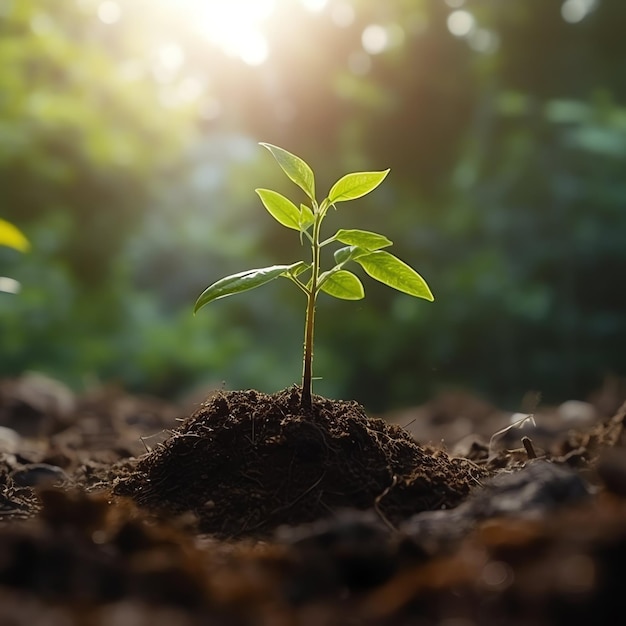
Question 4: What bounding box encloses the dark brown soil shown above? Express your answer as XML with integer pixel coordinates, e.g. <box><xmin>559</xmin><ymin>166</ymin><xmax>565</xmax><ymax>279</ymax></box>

<box><xmin>1</xmin><ymin>374</ymin><xmax>626</xmax><ymax>625</ymax></box>
<box><xmin>114</xmin><ymin>387</ymin><xmax>484</xmax><ymax>537</ymax></box>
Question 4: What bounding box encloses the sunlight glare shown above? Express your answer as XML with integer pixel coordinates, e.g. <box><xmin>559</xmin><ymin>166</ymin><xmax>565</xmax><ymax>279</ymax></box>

<box><xmin>191</xmin><ymin>0</ymin><xmax>275</xmax><ymax>66</ymax></box>
<box><xmin>300</xmin><ymin>0</ymin><xmax>328</xmax><ymax>12</ymax></box>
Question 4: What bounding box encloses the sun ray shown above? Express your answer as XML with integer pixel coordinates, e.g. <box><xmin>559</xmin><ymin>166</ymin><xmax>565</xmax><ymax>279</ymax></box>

<box><xmin>182</xmin><ymin>0</ymin><xmax>276</xmax><ymax>66</ymax></box>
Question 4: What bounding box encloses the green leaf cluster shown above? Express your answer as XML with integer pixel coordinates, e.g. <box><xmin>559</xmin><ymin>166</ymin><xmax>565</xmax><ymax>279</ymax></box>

<box><xmin>194</xmin><ymin>143</ymin><xmax>433</xmax><ymax>406</ymax></box>
<box><xmin>195</xmin><ymin>143</ymin><xmax>433</xmax><ymax>311</ymax></box>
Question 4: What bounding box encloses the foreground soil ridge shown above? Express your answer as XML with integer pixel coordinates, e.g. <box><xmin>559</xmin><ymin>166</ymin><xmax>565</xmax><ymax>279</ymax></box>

<box><xmin>1</xmin><ymin>379</ymin><xmax>626</xmax><ymax>624</ymax></box>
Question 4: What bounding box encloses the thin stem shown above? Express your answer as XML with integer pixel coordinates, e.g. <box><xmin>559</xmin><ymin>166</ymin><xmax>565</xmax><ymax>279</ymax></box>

<box><xmin>301</xmin><ymin>212</ymin><xmax>322</xmax><ymax>410</ymax></box>
<box><xmin>301</xmin><ymin>294</ymin><xmax>315</xmax><ymax>410</ymax></box>
<box><xmin>288</xmin><ymin>275</ymin><xmax>309</xmax><ymax>296</ymax></box>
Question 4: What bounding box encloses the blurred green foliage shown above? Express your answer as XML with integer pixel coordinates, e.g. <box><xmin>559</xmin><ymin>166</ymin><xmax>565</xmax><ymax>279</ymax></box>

<box><xmin>1</xmin><ymin>0</ymin><xmax>625</xmax><ymax>410</ymax></box>
<box><xmin>0</xmin><ymin>217</ymin><xmax>29</xmax><ymax>294</ymax></box>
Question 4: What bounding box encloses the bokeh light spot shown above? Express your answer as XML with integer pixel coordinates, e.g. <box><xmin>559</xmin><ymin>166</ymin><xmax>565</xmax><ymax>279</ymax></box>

<box><xmin>176</xmin><ymin>77</ymin><xmax>204</xmax><ymax>104</ymax></box>
<box><xmin>361</xmin><ymin>24</ymin><xmax>389</xmax><ymax>55</ymax></box>
<box><xmin>561</xmin><ymin>0</ymin><xmax>598</xmax><ymax>23</ymax></box>
<box><xmin>158</xmin><ymin>43</ymin><xmax>185</xmax><ymax>72</ymax></box>
<box><xmin>469</xmin><ymin>28</ymin><xmax>499</xmax><ymax>53</ymax></box>
<box><xmin>348</xmin><ymin>50</ymin><xmax>371</xmax><ymax>75</ymax></box>
<box><xmin>238</xmin><ymin>32</ymin><xmax>269</xmax><ymax>66</ymax></box>
<box><xmin>447</xmin><ymin>10</ymin><xmax>475</xmax><ymax>37</ymax></box>
<box><xmin>481</xmin><ymin>561</ymin><xmax>514</xmax><ymax>590</ymax></box>
<box><xmin>387</xmin><ymin>23</ymin><xmax>406</xmax><ymax>48</ymax></box>
<box><xmin>331</xmin><ymin>2</ymin><xmax>355</xmax><ymax>28</ymax></box>
<box><xmin>97</xmin><ymin>0</ymin><xmax>121</xmax><ymax>24</ymax></box>
<box><xmin>30</xmin><ymin>12</ymin><xmax>54</xmax><ymax>35</ymax></box>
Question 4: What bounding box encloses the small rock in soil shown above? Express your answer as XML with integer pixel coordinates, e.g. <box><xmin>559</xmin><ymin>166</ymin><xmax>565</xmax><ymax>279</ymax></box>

<box><xmin>0</xmin><ymin>372</ymin><xmax>76</xmax><ymax>437</ymax></box>
<box><xmin>0</xmin><ymin>426</ymin><xmax>20</xmax><ymax>455</ymax></box>
<box><xmin>401</xmin><ymin>460</ymin><xmax>591</xmax><ymax>551</ymax></box>
<box><xmin>10</xmin><ymin>464</ymin><xmax>68</xmax><ymax>488</ymax></box>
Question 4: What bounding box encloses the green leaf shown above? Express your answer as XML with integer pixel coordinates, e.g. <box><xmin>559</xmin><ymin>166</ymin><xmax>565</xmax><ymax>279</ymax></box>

<box><xmin>355</xmin><ymin>251</ymin><xmax>434</xmax><ymax>301</ymax></box>
<box><xmin>320</xmin><ymin>270</ymin><xmax>364</xmax><ymax>300</ymax></box>
<box><xmin>0</xmin><ymin>219</ymin><xmax>30</xmax><ymax>252</ymax></box>
<box><xmin>300</xmin><ymin>204</ymin><xmax>315</xmax><ymax>229</ymax></box>
<box><xmin>256</xmin><ymin>189</ymin><xmax>301</xmax><ymax>230</ymax></box>
<box><xmin>335</xmin><ymin>229</ymin><xmax>392</xmax><ymax>251</ymax></box>
<box><xmin>333</xmin><ymin>245</ymin><xmax>370</xmax><ymax>265</ymax></box>
<box><xmin>260</xmin><ymin>143</ymin><xmax>316</xmax><ymax>200</ymax></box>
<box><xmin>289</xmin><ymin>261</ymin><xmax>311</xmax><ymax>278</ymax></box>
<box><xmin>194</xmin><ymin>262</ymin><xmax>305</xmax><ymax>313</ymax></box>
<box><xmin>327</xmin><ymin>169</ymin><xmax>390</xmax><ymax>204</ymax></box>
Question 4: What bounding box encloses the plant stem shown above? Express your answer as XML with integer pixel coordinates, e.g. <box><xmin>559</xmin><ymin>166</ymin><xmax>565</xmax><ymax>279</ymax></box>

<box><xmin>301</xmin><ymin>292</ymin><xmax>315</xmax><ymax>410</ymax></box>
<box><xmin>301</xmin><ymin>212</ymin><xmax>322</xmax><ymax>410</ymax></box>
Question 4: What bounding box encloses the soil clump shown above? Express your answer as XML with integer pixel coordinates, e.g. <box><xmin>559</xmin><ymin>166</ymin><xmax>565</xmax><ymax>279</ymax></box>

<box><xmin>115</xmin><ymin>386</ymin><xmax>484</xmax><ymax>537</ymax></box>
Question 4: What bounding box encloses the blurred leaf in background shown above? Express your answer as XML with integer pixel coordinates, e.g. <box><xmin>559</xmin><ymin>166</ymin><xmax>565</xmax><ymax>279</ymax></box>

<box><xmin>0</xmin><ymin>218</ymin><xmax>30</xmax><ymax>252</ymax></box>
<box><xmin>1</xmin><ymin>0</ymin><xmax>625</xmax><ymax>410</ymax></box>
<box><xmin>0</xmin><ymin>217</ymin><xmax>30</xmax><ymax>293</ymax></box>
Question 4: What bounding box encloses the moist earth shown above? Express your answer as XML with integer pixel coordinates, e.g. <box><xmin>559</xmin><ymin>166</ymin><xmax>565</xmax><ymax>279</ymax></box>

<box><xmin>0</xmin><ymin>373</ymin><xmax>625</xmax><ymax>625</ymax></box>
<box><xmin>113</xmin><ymin>387</ymin><xmax>484</xmax><ymax>537</ymax></box>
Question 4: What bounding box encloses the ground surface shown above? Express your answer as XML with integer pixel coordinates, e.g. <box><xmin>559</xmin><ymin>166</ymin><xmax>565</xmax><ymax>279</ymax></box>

<box><xmin>1</xmin><ymin>372</ymin><xmax>625</xmax><ymax>625</ymax></box>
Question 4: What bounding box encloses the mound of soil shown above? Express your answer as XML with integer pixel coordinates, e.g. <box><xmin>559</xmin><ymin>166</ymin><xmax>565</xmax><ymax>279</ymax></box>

<box><xmin>114</xmin><ymin>387</ymin><xmax>484</xmax><ymax>537</ymax></box>
<box><xmin>2</xmin><ymin>375</ymin><xmax>626</xmax><ymax>625</ymax></box>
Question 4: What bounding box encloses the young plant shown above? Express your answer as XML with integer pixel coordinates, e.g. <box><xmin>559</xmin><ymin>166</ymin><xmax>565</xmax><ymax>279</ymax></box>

<box><xmin>194</xmin><ymin>143</ymin><xmax>434</xmax><ymax>410</ymax></box>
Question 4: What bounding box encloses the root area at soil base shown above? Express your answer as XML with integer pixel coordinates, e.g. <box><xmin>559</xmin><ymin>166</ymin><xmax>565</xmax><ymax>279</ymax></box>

<box><xmin>114</xmin><ymin>387</ymin><xmax>484</xmax><ymax>537</ymax></box>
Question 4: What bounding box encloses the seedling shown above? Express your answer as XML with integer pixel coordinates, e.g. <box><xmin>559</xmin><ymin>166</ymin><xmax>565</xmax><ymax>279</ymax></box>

<box><xmin>194</xmin><ymin>143</ymin><xmax>434</xmax><ymax>410</ymax></box>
